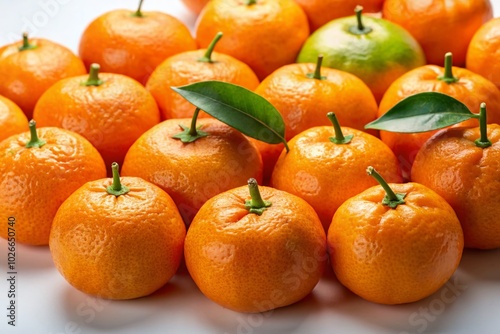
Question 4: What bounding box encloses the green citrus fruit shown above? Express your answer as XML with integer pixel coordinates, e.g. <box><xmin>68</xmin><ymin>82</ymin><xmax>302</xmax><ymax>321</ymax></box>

<box><xmin>297</xmin><ymin>7</ymin><xmax>426</xmax><ymax>102</ymax></box>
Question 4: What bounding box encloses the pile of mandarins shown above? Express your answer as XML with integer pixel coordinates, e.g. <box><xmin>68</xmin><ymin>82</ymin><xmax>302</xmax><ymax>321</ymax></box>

<box><xmin>1</xmin><ymin>0</ymin><xmax>500</xmax><ymax>313</ymax></box>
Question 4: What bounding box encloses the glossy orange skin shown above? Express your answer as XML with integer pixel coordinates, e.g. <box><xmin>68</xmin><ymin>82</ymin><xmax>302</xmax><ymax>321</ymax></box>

<box><xmin>0</xmin><ymin>96</ymin><xmax>28</xmax><ymax>142</ymax></box>
<box><xmin>195</xmin><ymin>0</ymin><xmax>310</xmax><ymax>80</ymax></box>
<box><xmin>0</xmin><ymin>127</ymin><xmax>106</xmax><ymax>245</ymax></box>
<box><xmin>378</xmin><ymin>65</ymin><xmax>500</xmax><ymax>180</ymax></box>
<box><xmin>185</xmin><ymin>185</ymin><xmax>327</xmax><ymax>312</ymax></box>
<box><xmin>328</xmin><ymin>182</ymin><xmax>464</xmax><ymax>304</ymax></box>
<box><xmin>0</xmin><ymin>38</ymin><xmax>86</xmax><ymax>119</ymax></box>
<box><xmin>467</xmin><ymin>17</ymin><xmax>500</xmax><ymax>90</ymax></box>
<box><xmin>146</xmin><ymin>49</ymin><xmax>259</xmax><ymax>120</ymax></box>
<box><xmin>412</xmin><ymin>124</ymin><xmax>500</xmax><ymax>249</ymax></box>
<box><xmin>122</xmin><ymin>118</ymin><xmax>263</xmax><ymax>224</ymax></box>
<box><xmin>254</xmin><ymin>63</ymin><xmax>379</xmax><ymax>183</ymax></box>
<box><xmin>271</xmin><ymin>126</ymin><xmax>402</xmax><ymax>231</ymax></box>
<box><xmin>181</xmin><ymin>0</ymin><xmax>210</xmax><ymax>14</ymax></box>
<box><xmin>294</xmin><ymin>0</ymin><xmax>384</xmax><ymax>32</ymax></box>
<box><xmin>33</xmin><ymin>72</ymin><xmax>160</xmax><ymax>172</ymax></box>
<box><xmin>79</xmin><ymin>9</ymin><xmax>196</xmax><ymax>85</ymax></box>
<box><xmin>256</xmin><ymin>63</ymin><xmax>379</xmax><ymax>141</ymax></box>
<box><xmin>382</xmin><ymin>0</ymin><xmax>493</xmax><ymax>66</ymax></box>
<box><xmin>50</xmin><ymin>176</ymin><xmax>186</xmax><ymax>299</ymax></box>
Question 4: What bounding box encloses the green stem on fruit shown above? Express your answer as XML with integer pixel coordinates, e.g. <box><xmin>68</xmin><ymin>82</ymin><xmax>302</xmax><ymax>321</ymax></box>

<box><xmin>172</xmin><ymin>107</ymin><xmax>208</xmax><ymax>143</ymax></box>
<box><xmin>82</xmin><ymin>63</ymin><xmax>105</xmax><ymax>86</ymax></box>
<box><xmin>367</xmin><ymin>166</ymin><xmax>406</xmax><ymax>209</ymax></box>
<box><xmin>245</xmin><ymin>178</ymin><xmax>272</xmax><ymax>215</ymax></box>
<box><xmin>132</xmin><ymin>0</ymin><xmax>145</xmax><ymax>17</ymax></box>
<box><xmin>18</xmin><ymin>32</ymin><xmax>38</xmax><ymax>51</ymax></box>
<box><xmin>349</xmin><ymin>6</ymin><xmax>372</xmax><ymax>35</ymax></box>
<box><xmin>437</xmin><ymin>52</ymin><xmax>459</xmax><ymax>84</ymax></box>
<box><xmin>306</xmin><ymin>54</ymin><xmax>327</xmax><ymax>80</ymax></box>
<box><xmin>473</xmin><ymin>102</ymin><xmax>492</xmax><ymax>148</ymax></box>
<box><xmin>106</xmin><ymin>163</ymin><xmax>130</xmax><ymax>196</ymax></box>
<box><xmin>327</xmin><ymin>112</ymin><xmax>353</xmax><ymax>144</ymax></box>
<box><xmin>245</xmin><ymin>0</ymin><xmax>257</xmax><ymax>5</ymax></box>
<box><xmin>25</xmin><ymin>120</ymin><xmax>46</xmax><ymax>148</ymax></box>
<box><xmin>189</xmin><ymin>108</ymin><xmax>200</xmax><ymax>136</ymax></box>
<box><xmin>198</xmin><ymin>32</ymin><xmax>223</xmax><ymax>63</ymax></box>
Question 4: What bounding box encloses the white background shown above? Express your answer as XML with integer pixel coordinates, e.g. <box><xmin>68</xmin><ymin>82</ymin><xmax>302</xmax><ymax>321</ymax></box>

<box><xmin>1</xmin><ymin>1</ymin><xmax>500</xmax><ymax>334</ymax></box>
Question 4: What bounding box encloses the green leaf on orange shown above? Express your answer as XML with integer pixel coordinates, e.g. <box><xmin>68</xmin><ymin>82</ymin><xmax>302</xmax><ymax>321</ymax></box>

<box><xmin>365</xmin><ymin>92</ymin><xmax>475</xmax><ymax>133</ymax></box>
<box><xmin>171</xmin><ymin>81</ymin><xmax>289</xmax><ymax>151</ymax></box>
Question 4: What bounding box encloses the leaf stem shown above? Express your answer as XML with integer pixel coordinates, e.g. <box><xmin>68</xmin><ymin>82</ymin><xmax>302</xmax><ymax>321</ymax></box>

<box><xmin>25</xmin><ymin>120</ymin><xmax>46</xmax><ymax>148</ymax></box>
<box><xmin>106</xmin><ymin>163</ymin><xmax>130</xmax><ymax>196</ymax></box>
<box><xmin>245</xmin><ymin>0</ymin><xmax>257</xmax><ymax>5</ymax></box>
<box><xmin>283</xmin><ymin>141</ymin><xmax>290</xmax><ymax>153</ymax></box>
<box><xmin>82</xmin><ymin>64</ymin><xmax>104</xmax><ymax>86</ymax></box>
<box><xmin>245</xmin><ymin>178</ymin><xmax>272</xmax><ymax>215</ymax></box>
<box><xmin>133</xmin><ymin>0</ymin><xmax>144</xmax><ymax>17</ymax></box>
<box><xmin>327</xmin><ymin>112</ymin><xmax>353</xmax><ymax>144</ymax></box>
<box><xmin>199</xmin><ymin>32</ymin><xmax>223</xmax><ymax>63</ymax></box>
<box><xmin>474</xmin><ymin>102</ymin><xmax>492</xmax><ymax>148</ymax></box>
<box><xmin>437</xmin><ymin>52</ymin><xmax>458</xmax><ymax>84</ymax></box>
<box><xmin>190</xmin><ymin>108</ymin><xmax>201</xmax><ymax>136</ymax></box>
<box><xmin>367</xmin><ymin>166</ymin><xmax>406</xmax><ymax>209</ymax></box>
<box><xmin>306</xmin><ymin>55</ymin><xmax>326</xmax><ymax>80</ymax></box>
<box><xmin>18</xmin><ymin>32</ymin><xmax>38</xmax><ymax>51</ymax></box>
<box><xmin>349</xmin><ymin>6</ymin><xmax>372</xmax><ymax>35</ymax></box>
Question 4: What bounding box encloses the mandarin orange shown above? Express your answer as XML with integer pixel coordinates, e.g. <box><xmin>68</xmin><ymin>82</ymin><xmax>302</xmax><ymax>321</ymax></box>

<box><xmin>50</xmin><ymin>163</ymin><xmax>186</xmax><ymax>299</ymax></box>
<box><xmin>256</xmin><ymin>56</ymin><xmax>379</xmax><ymax>141</ymax></box>
<box><xmin>122</xmin><ymin>112</ymin><xmax>262</xmax><ymax>224</ymax></box>
<box><xmin>33</xmin><ymin>64</ymin><xmax>160</xmax><ymax>173</ymax></box>
<box><xmin>382</xmin><ymin>0</ymin><xmax>493</xmax><ymax>66</ymax></box>
<box><xmin>146</xmin><ymin>32</ymin><xmax>259</xmax><ymax>120</ymax></box>
<box><xmin>0</xmin><ymin>121</ymin><xmax>106</xmax><ymax>245</ymax></box>
<box><xmin>79</xmin><ymin>0</ymin><xmax>197</xmax><ymax>84</ymax></box>
<box><xmin>195</xmin><ymin>0</ymin><xmax>310</xmax><ymax>80</ymax></box>
<box><xmin>412</xmin><ymin>107</ymin><xmax>500</xmax><ymax>250</ymax></box>
<box><xmin>0</xmin><ymin>33</ymin><xmax>86</xmax><ymax>118</ymax></box>
<box><xmin>466</xmin><ymin>17</ymin><xmax>500</xmax><ymax>90</ymax></box>
<box><xmin>185</xmin><ymin>178</ymin><xmax>326</xmax><ymax>312</ymax></box>
<box><xmin>328</xmin><ymin>167</ymin><xmax>464</xmax><ymax>304</ymax></box>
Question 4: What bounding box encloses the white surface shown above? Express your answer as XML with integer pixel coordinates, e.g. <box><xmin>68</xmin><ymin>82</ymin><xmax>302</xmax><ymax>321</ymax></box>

<box><xmin>1</xmin><ymin>1</ymin><xmax>500</xmax><ymax>334</ymax></box>
<box><xmin>1</xmin><ymin>240</ymin><xmax>500</xmax><ymax>334</ymax></box>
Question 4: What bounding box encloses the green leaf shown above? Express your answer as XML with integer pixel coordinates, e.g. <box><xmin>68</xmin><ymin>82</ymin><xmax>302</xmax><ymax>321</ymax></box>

<box><xmin>171</xmin><ymin>81</ymin><xmax>288</xmax><ymax>150</ymax></box>
<box><xmin>365</xmin><ymin>92</ymin><xmax>476</xmax><ymax>133</ymax></box>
